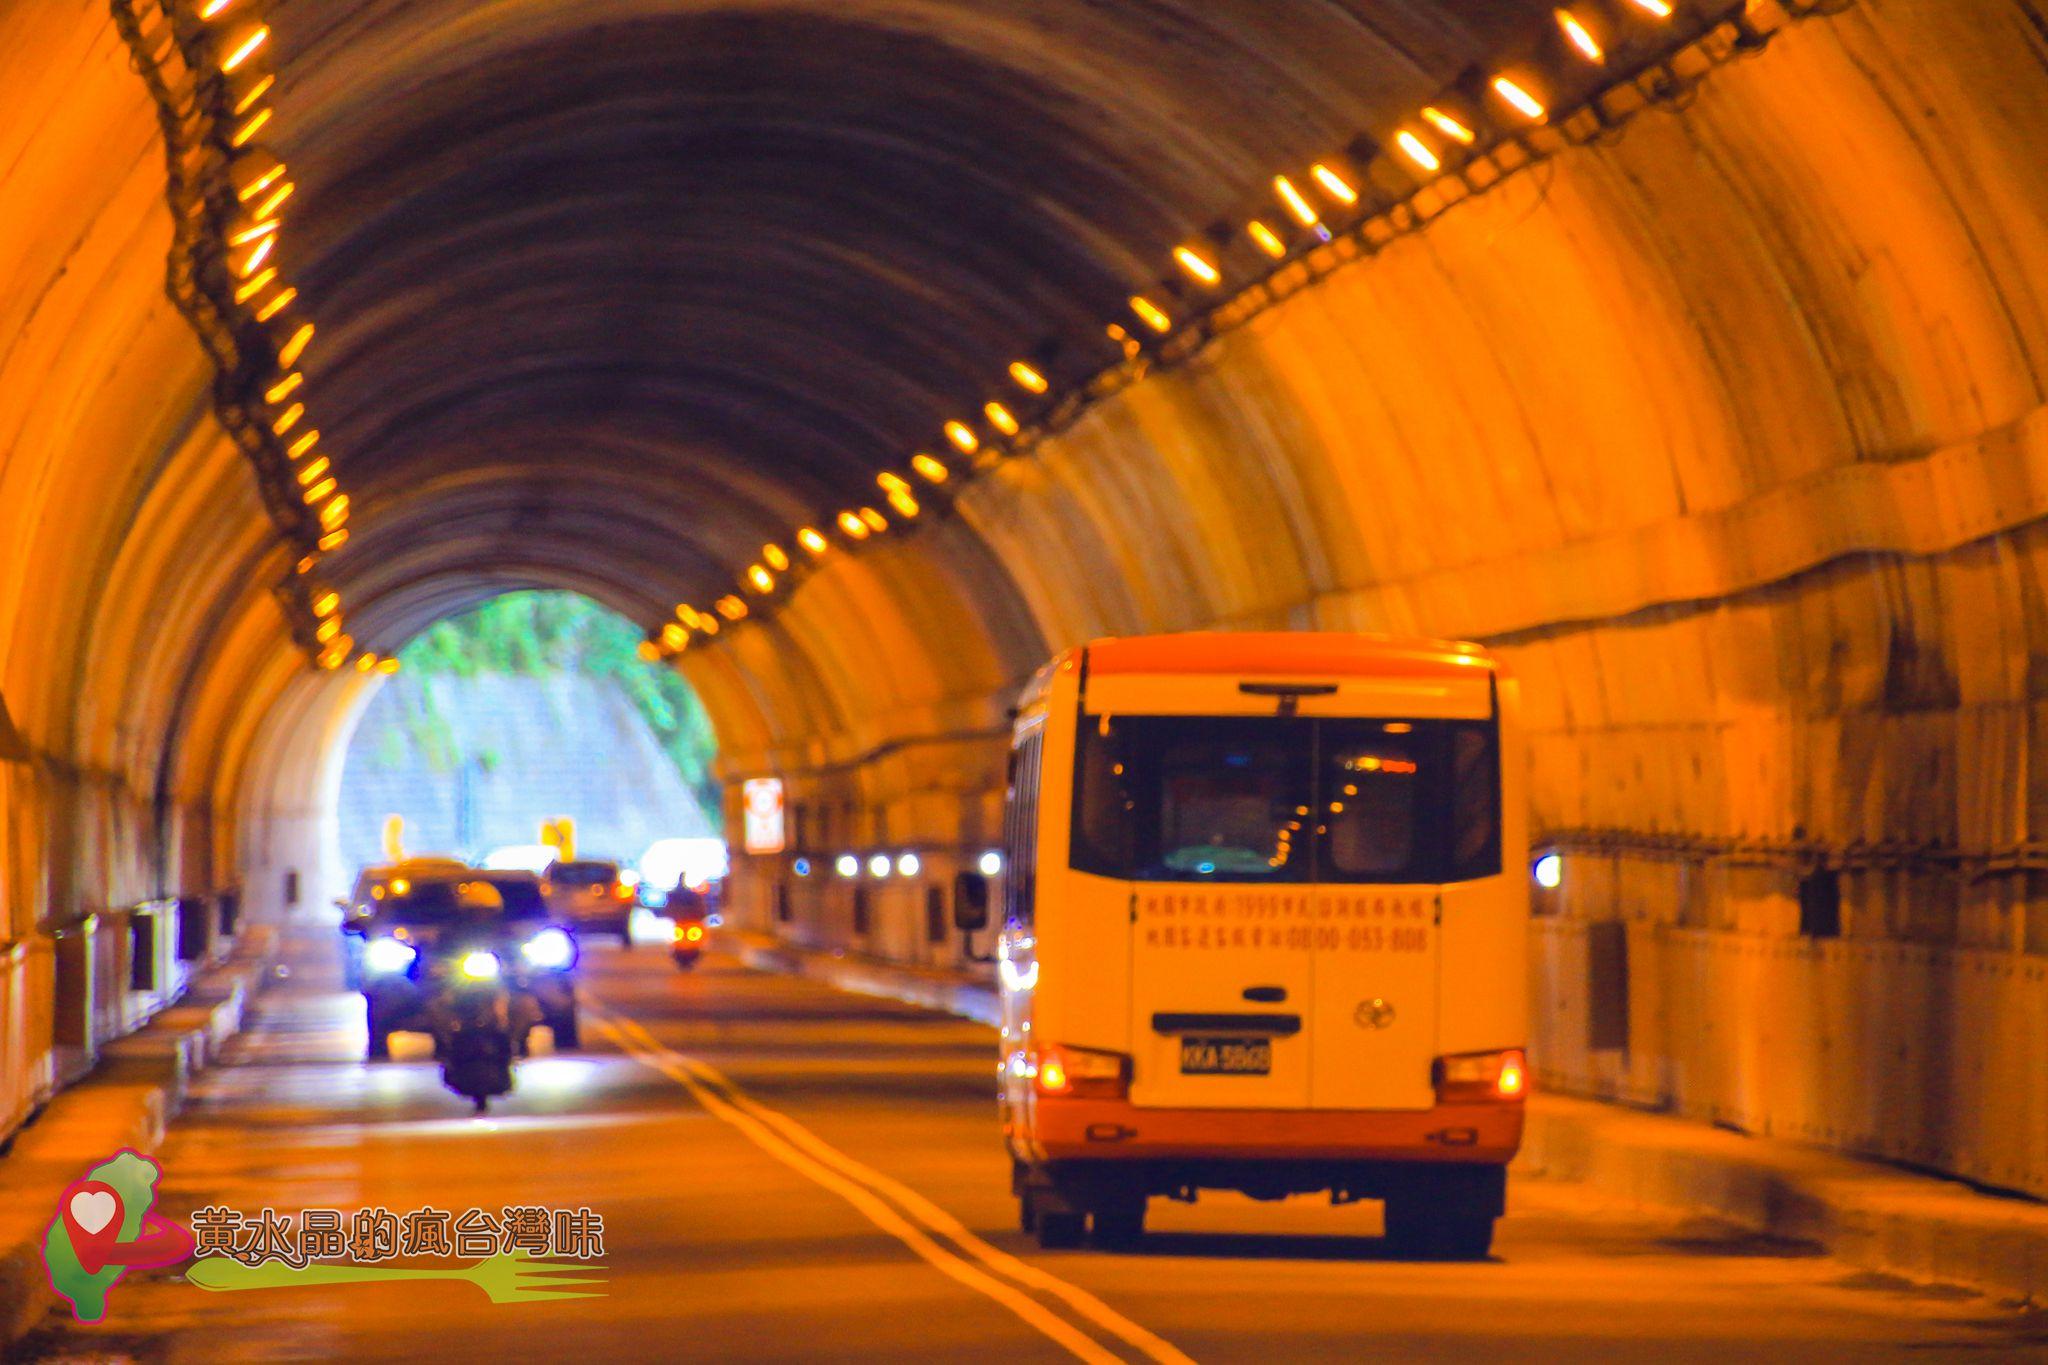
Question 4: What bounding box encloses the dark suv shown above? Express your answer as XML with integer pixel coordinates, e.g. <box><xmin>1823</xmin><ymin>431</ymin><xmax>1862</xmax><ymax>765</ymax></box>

<box><xmin>348</xmin><ymin>870</ymin><xmax>580</xmax><ymax>1057</ymax></box>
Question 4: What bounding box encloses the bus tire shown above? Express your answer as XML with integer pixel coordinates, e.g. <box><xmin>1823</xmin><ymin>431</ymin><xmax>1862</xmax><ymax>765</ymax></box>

<box><xmin>1035</xmin><ymin>1210</ymin><xmax>1086</xmax><ymax>1250</ymax></box>
<box><xmin>1384</xmin><ymin>1201</ymin><xmax>1495</xmax><ymax>1261</ymax></box>
<box><xmin>1090</xmin><ymin>1195</ymin><xmax>1146</xmax><ymax>1249</ymax></box>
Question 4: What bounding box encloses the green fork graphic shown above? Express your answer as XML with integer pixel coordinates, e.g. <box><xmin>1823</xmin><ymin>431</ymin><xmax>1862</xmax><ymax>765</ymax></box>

<box><xmin>186</xmin><ymin>1251</ymin><xmax>606</xmax><ymax>1304</ymax></box>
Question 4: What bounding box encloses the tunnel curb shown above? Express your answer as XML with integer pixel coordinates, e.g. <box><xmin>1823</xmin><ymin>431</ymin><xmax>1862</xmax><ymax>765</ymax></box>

<box><xmin>1514</xmin><ymin>1094</ymin><xmax>2048</xmax><ymax>1305</ymax></box>
<box><xmin>0</xmin><ymin>923</ymin><xmax>280</xmax><ymax>1344</ymax></box>
<box><xmin>729</xmin><ymin>931</ymin><xmax>2048</xmax><ymax>1306</ymax></box>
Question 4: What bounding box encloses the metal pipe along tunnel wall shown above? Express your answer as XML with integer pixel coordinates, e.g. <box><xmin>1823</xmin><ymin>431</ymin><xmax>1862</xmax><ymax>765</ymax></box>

<box><xmin>4</xmin><ymin>0</ymin><xmax>2048</xmax><ymax>1193</ymax></box>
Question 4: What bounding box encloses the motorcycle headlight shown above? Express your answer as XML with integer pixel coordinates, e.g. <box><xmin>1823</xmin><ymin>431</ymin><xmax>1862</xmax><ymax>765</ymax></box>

<box><xmin>520</xmin><ymin>927</ymin><xmax>576</xmax><ymax>971</ymax></box>
<box><xmin>364</xmin><ymin>936</ymin><xmax>417</xmax><ymax>975</ymax></box>
<box><xmin>457</xmin><ymin>950</ymin><xmax>502</xmax><ymax>981</ymax></box>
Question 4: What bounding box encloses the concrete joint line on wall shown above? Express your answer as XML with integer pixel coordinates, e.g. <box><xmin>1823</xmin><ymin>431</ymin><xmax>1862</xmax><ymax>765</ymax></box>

<box><xmin>1532</xmin><ymin>820</ymin><xmax>2048</xmax><ymax>882</ymax></box>
<box><xmin>1289</xmin><ymin>399</ymin><xmax>2048</xmax><ymax>646</ymax></box>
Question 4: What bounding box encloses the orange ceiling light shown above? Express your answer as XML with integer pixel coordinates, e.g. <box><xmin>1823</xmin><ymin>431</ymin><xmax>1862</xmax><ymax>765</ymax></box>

<box><xmin>1273</xmin><ymin>175</ymin><xmax>1319</xmax><ymax>227</ymax></box>
<box><xmin>278</xmin><ymin>323</ymin><xmax>315</xmax><ymax>367</ymax></box>
<box><xmin>253</xmin><ymin>287</ymin><xmax>297</xmax><ymax>322</ymax></box>
<box><xmin>232</xmin><ymin>74</ymin><xmax>274</xmax><ymax>115</ymax></box>
<box><xmin>1173</xmin><ymin>245</ymin><xmax>1220</xmax><ymax>286</ymax></box>
<box><xmin>1421</xmin><ymin>106</ymin><xmax>1477</xmax><ymax>145</ymax></box>
<box><xmin>1554</xmin><ymin>9</ymin><xmax>1605</xmax><ymax>62</ymax></box>
<box><xmin>230</xmin><ymin>108</ymin><xmax>273</xmax><ymax>147</ymax></box>
<box><xmin>220</xmin><ymin>27</ymin><xmax>268</xmax><ymax>73</ymax></box>
<box><xmin>1309</xmin><ymin>164</ymin><xmax>1358</xmax><ymax>205</ymax></box>
<box><xmin>910</xmin><ymin>453</ymin><xmax>950</xmax><ymax>483</ymax></box>
<box><xmin>1247</xmin><ymin>220</ymin><xmax>1287</xmax><ymax>258</ymax></box>
<box><xmin>1492</xmin><ymin>75</ymin><xmax>1547</xmax><ymax>121</ymax></box>
<box><xmin>236</xmin><ymin>163</ymin><xmax>286</xmax><ymax>202</ymax></box>
<box><xmin>233</xmin><ymin>268</ymin><xmax>277</xmax><ymax>304</ymax></box>
<box><xmin>1128</xmin><ymin>296</ymin><xmax>1171</xmax><ymax>333</ymax></box>
<box><xmin>1395</xmin><ymin>131</ymin><xmax>1442</xmax><ymax>172</ymax></box>
<box><xmin>1008</xmin><ymin>361</ymin><xmax>1048</xmax><ymax>394</ymax></box>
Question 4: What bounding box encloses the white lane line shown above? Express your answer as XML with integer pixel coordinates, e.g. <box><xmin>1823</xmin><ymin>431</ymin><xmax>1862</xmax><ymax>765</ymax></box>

<box><xmin>597</xmin><ymin>1007</ymin><xmax>1196</xmax><ymax>1365</ymax></box>
<box><xmin>584</xmin><ymin>1004</ymin><xmax>1129</xmax><ymax>1364</ymax></box>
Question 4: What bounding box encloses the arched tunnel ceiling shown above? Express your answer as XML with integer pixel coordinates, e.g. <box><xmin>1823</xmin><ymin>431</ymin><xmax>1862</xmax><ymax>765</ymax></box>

<box><xmin>264</xmin><ymin>0</ymin><xmax>1567</xmax><ymax>639</ymax></box>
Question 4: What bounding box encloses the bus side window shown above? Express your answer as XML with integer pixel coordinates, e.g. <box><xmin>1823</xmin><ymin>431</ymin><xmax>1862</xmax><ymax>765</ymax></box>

<box><xmin>1450</xmin><ymin>723</ymin><xmax>1502</xmax><ymax>879</ymax></box>
<box><xmin>1005</xmin><ymin>733</ymin><xmax>1043</xmax><ymax>929</ymax></box>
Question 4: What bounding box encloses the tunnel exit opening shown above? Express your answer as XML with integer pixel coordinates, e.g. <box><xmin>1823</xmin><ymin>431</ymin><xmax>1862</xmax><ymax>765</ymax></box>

<box><xmin>334</xmin><ymin>590</ymin><xmax>719</xmax><ymax>880</ymax></box>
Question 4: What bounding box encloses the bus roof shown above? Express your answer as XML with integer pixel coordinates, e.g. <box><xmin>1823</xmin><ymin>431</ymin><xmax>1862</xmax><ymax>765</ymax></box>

<box><xmin>1082</xmin><ymin>632</ymin><xmax>1497</xmax><ymax>681</ymax></box>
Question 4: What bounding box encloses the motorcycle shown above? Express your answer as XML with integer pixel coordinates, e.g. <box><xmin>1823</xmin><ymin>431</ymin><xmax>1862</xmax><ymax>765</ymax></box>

<box><xmin>432</xmin><ymin>946</ymin><xmax>517</xmax><ymax>1112</ymax></box>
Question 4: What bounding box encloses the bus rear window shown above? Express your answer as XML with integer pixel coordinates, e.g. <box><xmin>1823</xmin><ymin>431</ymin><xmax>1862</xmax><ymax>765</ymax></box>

<box><xmin>1071</xmin><ymin>714</ymin><xmax>1499</xmax><ymax>884</ymax></box>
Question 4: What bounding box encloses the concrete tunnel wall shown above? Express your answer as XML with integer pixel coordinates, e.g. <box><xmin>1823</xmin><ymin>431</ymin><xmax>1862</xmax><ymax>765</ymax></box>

<box><xmin>3</xmin><ymin>0</ymin><xmax>2048</xmax><ymax>1196</ymax></box>
<box><xmin>694</xmin><ymin>1</ymin><xmax>2048</xmax><ymax>1196</ymax></box>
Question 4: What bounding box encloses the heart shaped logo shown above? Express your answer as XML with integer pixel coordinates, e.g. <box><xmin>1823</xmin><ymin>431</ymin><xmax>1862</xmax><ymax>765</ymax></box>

<box><xmin>70</xmin><ymin>1191</ymin><xmax>118</xmax><ymax>1235</ymax></box>
<box><xmin>58</xmin><ymin>1179</ymin><xmax>127</xmax><ymax>1273</ymax></box>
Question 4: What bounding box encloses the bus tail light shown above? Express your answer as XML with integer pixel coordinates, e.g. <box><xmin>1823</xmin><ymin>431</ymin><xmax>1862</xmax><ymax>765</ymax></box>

<box><xmin>1031</xmin><ymin>1044</ymin><xmax>1129</xmax><ymax>1100</ymax></box>
<box><xmin>1434</xmin><ymin>1048</ymin><xmax>1528</xmax><ymax>1103</ymax></box>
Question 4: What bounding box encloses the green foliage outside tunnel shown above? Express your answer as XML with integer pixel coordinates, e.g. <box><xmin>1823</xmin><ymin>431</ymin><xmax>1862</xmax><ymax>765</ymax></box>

<box><xmin>393</xmin><ymin>591</ymin><xmax>720</xmax><ymax>813</ymax></box>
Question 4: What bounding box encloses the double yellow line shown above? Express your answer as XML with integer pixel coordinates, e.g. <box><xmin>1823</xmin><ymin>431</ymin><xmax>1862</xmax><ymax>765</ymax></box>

<box><xmin>584</xmin><ymin>1001</ymin><xmax>1193</xmax><ymax>1365</ymax></box>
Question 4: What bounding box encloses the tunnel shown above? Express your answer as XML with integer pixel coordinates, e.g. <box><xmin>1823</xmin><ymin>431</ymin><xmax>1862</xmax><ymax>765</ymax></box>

<box><xmin>6</xmin><ymin>0</ymin><xmax>2048</xmax><ymax>1354</ymax></box>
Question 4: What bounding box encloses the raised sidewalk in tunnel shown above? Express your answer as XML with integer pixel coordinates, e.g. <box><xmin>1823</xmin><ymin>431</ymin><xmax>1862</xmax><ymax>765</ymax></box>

<box><xmin>0</xmin><ymin>924</ymin><xmax>278</xmax><ymax>1342</ymax></box>
<box><xmin>729</xmin><ymin>930</ymin><xmax>2048</xmax><ymax>1306</ymax></box>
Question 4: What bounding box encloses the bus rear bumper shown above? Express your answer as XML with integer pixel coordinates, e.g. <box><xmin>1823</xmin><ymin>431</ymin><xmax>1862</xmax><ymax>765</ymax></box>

<box><xmin>1018</xmin><ymin>1097</ymin><xmax>1523</xmax><ymax>1167</ymax></box>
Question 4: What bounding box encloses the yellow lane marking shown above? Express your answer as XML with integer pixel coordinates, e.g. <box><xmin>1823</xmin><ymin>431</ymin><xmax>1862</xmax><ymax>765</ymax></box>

<box><xmin>597</xmin><ymin>1007</ymin><xmax>1195</xmax><ymax>1365</ymax></box>
<box><xmin>585</xmin><ymin>1005</ymin><xmax>1128</xmax><ymax>1364</ymax></box>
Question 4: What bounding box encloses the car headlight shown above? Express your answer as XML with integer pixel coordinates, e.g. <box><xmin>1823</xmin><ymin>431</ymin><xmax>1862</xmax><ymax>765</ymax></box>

<box><xmin>364</xmin><ymin>936</ymin><xmax>417</xmax><ymax>975</ymax></box>
<box><xmin>458</xmin><ymin>950</ymin><xmax>502</xmax><ymax>981</ymax></box>
<box><xmin>520</xmin><ymin>927</ymin><xmax>576</xmax><ymax>970</ymax></box>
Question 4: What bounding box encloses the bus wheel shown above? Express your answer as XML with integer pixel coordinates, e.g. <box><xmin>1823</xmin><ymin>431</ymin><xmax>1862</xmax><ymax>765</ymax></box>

<box><xmin>1090</xmin><ymin>1195</ymin><xmax>1146</xmax><ymax>1249</ymax></box>
<box><xmin>1383</xmin><ymin>1200</ymin><xmax>1495</xmax><ymax>1261</ymax></box>
<box><xmin>1035</xmin><ymin>1210</ymin><xmax>1086</xmax><ymax>1250</ymax></box>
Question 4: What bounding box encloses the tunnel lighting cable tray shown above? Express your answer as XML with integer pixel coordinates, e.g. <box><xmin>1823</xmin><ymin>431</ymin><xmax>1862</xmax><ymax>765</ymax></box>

<box><xmin>111</xmin><ymin>0</ymin><xmax>386</xmax><ymax>673</ymax></box>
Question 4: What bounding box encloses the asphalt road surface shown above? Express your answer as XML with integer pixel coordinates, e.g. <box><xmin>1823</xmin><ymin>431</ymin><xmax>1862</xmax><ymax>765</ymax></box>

<box><xmin>19</xmin><ymin>917</ymin><xmax>2048</xmax><ymax>1363</ymax></box>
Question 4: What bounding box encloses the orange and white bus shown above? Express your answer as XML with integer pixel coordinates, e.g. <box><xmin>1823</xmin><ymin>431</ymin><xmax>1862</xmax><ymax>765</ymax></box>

<box><xmin>979</xmin><ymin>632</ymin><xmax>1527</xmax><ymax>1257</ymax></box>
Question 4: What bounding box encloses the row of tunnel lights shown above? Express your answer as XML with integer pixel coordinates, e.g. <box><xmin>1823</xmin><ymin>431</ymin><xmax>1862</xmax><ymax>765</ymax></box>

<box><xmin>779</xmin><ymin>849</ymin><xmax>1559</xmax><ymax>886</ymax></box>
<box><xmin>790</xmin><ymin>851</ymin><xmax>1007</xmax><ymax>881</ymax></box>
<box><xmin>183</xmin><ymin>1</ymin><xmax>395</xmax><ymax>675</ymax></box>
<box><xmin>642</xmin><ymin>0</ymin><xmax>1685</xmax><ymax>663</ymax></box>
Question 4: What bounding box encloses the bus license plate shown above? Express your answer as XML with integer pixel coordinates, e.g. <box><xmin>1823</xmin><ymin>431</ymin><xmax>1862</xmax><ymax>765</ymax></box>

<box><xmin>1179</xmin><ymin>1036</ymin><xmax>1272</xmax><ymax>1076</ymax></box>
